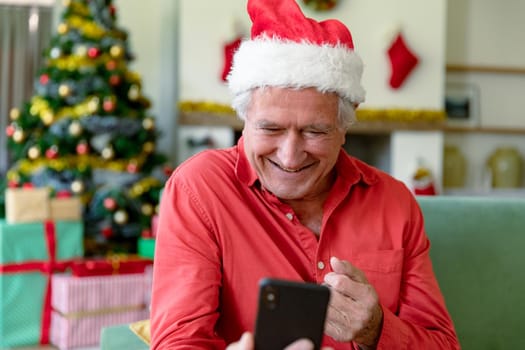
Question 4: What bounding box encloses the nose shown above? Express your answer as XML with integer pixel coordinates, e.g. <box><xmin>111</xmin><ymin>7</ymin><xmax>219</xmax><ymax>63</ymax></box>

<box><xmin>277</xmin><ymin>131</ymin><xmax>305</xmax><ymax>170</ymax></box>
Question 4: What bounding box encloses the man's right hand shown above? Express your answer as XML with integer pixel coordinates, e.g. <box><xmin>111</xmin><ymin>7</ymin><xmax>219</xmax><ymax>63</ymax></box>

<box><xmin>226</xmin><ymin>332</ymin><xmax>332</xmax><ymax>350</ymax></box>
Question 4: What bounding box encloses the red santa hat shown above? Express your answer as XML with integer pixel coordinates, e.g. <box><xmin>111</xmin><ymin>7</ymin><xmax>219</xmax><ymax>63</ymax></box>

<box><xmin>227</xmin><ymin>0</ymin><xmax>365</xmax><ymax>104</ymax></box>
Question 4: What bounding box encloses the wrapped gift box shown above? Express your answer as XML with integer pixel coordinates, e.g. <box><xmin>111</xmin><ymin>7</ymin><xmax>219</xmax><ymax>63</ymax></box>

<box><xmin>144</xmin><ymin>265</ymin><xmax>153</xmax><ymax>309</ymax></box>
<box><xmin>137</xmin><ymin>238</ymin><xmax>155</xmax><ymax>259</ymax></box>
<box><xmin>0</xmin><ymin>220</ymin><xmax>84</xmax><ymax>348</ymax></box>
<box><xmin>5</xmin><ymin>187</ymin><xmax>50</xmax><ymax>223</ymax></box>
<box><xmin>50</xmin><ymin>272</ymin><xmax>150</xmax><ymax>349</ymax></box>
<box><xmin>5</xmin><ymin>188</ymin><xmax>82</xmax><ymax>223</ymax></box>
<box><xmin>49</xmin><ymin>197</ymin><xmax>83</xmax><ymax>221</ymax></box>
<box><xmin>69</xmin><ymin>256</ymin><xmax>153</xmax><ymax>277</ymax></box>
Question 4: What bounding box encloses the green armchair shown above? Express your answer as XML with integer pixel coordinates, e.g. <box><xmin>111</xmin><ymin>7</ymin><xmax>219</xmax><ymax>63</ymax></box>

<box><xmin>101</xmin><ymin>196</ymin><xmax>525</xmax><ymax>349</ymax></box>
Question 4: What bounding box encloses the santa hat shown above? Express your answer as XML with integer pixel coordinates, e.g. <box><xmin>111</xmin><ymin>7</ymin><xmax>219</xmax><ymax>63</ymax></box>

<box><xmin>227</xmin><ymin>0</ymin><xmax>365</xmax><ymax>104</ymax></box>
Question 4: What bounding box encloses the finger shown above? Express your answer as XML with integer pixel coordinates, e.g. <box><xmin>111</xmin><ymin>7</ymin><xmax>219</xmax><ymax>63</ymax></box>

<box><xmin>283</xmin><ymin>338</ymin><xmax>315</xmax><ymax>350</ymax></box>
<box><xmin>227</xmin><ymin>332</ymin><xmax>253</xmax><ymax>350</ymax></box>
<box><xmin>330</xmin><ymin>256</ymin><xmax>368</xmax><ymax>284</ymax></box>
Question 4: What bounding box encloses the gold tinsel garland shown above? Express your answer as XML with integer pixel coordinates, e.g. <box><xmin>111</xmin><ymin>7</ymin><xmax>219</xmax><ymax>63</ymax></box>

<box><xmin>178</xmin><ymin>100</ymin><xmax>446</xmax><ymax>123</ymax></box>
<box><xmin>6</xmin><ymin>154</ymin><xmax>149</xmax><ymax>183</ymax></box>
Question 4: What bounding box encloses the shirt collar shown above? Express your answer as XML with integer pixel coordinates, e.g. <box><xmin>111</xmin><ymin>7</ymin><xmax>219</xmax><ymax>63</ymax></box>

<box><xmin>235</xmin><ymin>136</ymin><xmax>378</xmax><ymax>188</ymax></box>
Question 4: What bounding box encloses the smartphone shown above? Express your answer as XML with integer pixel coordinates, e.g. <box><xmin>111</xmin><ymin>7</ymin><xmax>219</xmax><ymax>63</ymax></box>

<box><xmin>254</xmin><ymin>278</ymin><xmax>331</xmax><ymax>350</ymax></box>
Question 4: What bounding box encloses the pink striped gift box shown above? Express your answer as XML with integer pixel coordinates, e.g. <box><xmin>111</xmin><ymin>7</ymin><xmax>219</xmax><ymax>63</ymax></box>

<box><xmin>50</xmin><ymin>273</ymin><xmax>150</xmax><ymax>349</ymax></box>
<box><xmin>144</xmin><ymin>265</ymin><xmax>153</xmax><ymax>310</ymax></box>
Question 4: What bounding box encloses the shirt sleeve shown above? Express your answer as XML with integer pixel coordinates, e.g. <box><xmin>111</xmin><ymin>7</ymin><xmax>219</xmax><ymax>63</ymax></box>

<box><xmin>375</xmin><ymin>195</ymin><xmax>460</xmax><ymax>349</ymax></box>
<box><xmin>150</xmin><ymin>175</ymin><xmax>226</xmax><ymax>349</ymax></box>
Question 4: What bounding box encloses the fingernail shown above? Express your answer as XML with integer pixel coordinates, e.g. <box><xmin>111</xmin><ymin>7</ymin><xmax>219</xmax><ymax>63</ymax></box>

<box><xmin>324</xmin><ymin>272</ymin><xmax>336</xmax><ymax>284</ymax></box>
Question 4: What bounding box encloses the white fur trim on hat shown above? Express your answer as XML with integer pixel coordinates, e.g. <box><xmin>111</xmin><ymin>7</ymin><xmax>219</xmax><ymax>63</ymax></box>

<box><xmin>227</xmin><ymin>37</ymin><xmax>366</xmax><ymax>104</ymax></box>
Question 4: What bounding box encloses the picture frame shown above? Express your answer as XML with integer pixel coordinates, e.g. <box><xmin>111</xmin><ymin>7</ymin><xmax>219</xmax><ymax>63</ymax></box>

<box><xmin>444</xmin><ymin>82</ymin><xmax>480</xmax><ymax>127</ymax></box>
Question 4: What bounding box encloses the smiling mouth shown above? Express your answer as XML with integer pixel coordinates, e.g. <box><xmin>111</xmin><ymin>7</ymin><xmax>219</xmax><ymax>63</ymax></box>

<box><xmin>268</xmin><ymin>159</ymin><xmax>312</xmax><ymax>173</ymax></box>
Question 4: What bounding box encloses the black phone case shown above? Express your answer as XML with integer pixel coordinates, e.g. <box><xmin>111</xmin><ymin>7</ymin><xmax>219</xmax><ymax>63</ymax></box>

<box><xmin>254</xmin><ymin>278</ymin><xmax>330</xmax><ymax>350</ymax></box>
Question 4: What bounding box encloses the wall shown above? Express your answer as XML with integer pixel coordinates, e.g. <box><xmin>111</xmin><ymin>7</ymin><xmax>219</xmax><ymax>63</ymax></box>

<box><xmin>179</xmin><ymin>0</ymin><xmax>447</xmax><ymax>110</ymax></box>
<box><xmin>117</xmin><ymin>0</ymin><xmax>178</xmax><ymax>163</ymax></box>
<box><xmin>178</xmin><ymin>0</ymin><xmax>447</xmax><ymax>188</ymax></box>
<box><xmin>444</xmin><ymin>0</ymin><xmax>525</xmax><ymax>191</ymax></box>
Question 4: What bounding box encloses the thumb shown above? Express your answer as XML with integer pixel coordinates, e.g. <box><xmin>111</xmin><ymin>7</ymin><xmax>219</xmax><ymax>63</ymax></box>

<box><xmin>284</xmin><ymin>338</ymin><xmax>314</xmax><ymax>350</ymax></box>
<box><xmin>329</xmin><ymin>256</ymin><xmax>368</xmax><ymax>283</ymax></box>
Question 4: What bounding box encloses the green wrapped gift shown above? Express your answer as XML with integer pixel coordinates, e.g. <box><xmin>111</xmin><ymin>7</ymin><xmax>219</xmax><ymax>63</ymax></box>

<box><xmin>137</xmin><ymin>238</ymin><xmax>155</xmax><ymax>259</ymax></box>
<box><xmin>0</xmin><ymin>219</ymin><xmax>83</xmax><ymax>348</ymax></box>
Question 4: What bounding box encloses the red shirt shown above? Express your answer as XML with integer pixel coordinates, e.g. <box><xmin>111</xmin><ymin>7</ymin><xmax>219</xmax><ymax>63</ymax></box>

<box><xmin>150</xmin><ymin>139</ymin><xmax>459</xmax><ymax>349</ymax></box>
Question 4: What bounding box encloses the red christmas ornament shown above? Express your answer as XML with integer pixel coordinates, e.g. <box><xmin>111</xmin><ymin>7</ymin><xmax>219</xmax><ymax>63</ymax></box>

<box><xmin>40</xmin><ymin>74</ymin><xmax>50</xmax><ymax>85</ymax></box>
<box><xmin>103</xmin><ymin>98</ymin><xmax>116</xmax><ymax>112</ymax></box>
<box><xmin>221</xmin><ymin>36</ymin><xmax>242</xmax><ymax>82</ymax></box>
<box><xmin>56</xmin><ymin>190</ymin><xmax>72</xmax><ymax>198</ymax></box>
<box><xmin>103</xmin><ymin>197</ymin><xmax>118</xmax><ymax>211</ymax></box>
<box><xmin>141</xmin><ymin>228</ymin><xmax>153</xmax><ymax>238</ymax></box>
<box><xmin>109</xmin><ymin>5</ymin><xmax>116</xmax><ymax>16</ymax></box>
<box><xmin>76</xmin><ymin>142</ymin><xmax>89</xmax><ymax>155</ymax></box>
<box><xmin>45</xmin><ymin>146</ymin><xmax>59</xmax><ymax>159</ymax></box>
<box><xmin>106</xmin><ymin>60</ymin><xmax>117</xmax><ymax>71</ymax></box>
<box><xmin>163</xmin><ymin>165</ymin><xmax>174</xmax><ymax>177</ymax></box>
<box><xmin>101</xmin><ymin>226</ymin><xmax>113</xmax><ymax>239</ymax></box>
<box><xmin>8</xmin><ymin>180</ymin><xmax>20</xmax><ymax>188</ymax></box>
<box><xmin>109</xmin><ymin>74</ymin><xmax>121</xmax><ymax>86</ymax></box>
<box><xmin>22</xmin><ymin>182</ymin><xmax>34</xmax><ymax>189</ymax></box>
<box><xmin>387</xmin><ymin>32</ymin><xmax>419</xmax><ymax>89</ymax></box>
<box><xmin>5</xmin><ymin>124</ymin><xmax>15</xmax><ymax>137</ymax></box>
<box><xmin>127</xmin><ymin>162</ymin><xmax>139</xmax><ymax>173</ymax></box>
<box><xmin>87</xmin><ymin>47</ymin><xmax>100</xmax><ymax>59</ymax></box>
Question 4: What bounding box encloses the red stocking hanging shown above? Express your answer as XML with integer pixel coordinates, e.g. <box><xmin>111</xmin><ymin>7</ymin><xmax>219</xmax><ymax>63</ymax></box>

<box><xmin>387</xmin><ymin>32</ymin><xmax>419</xmax><ymax>89</ymax></box>
<box><xmin>221</xmin><ymin>36</ymin><xmax>242</xmax><ymax>82</ymax></box>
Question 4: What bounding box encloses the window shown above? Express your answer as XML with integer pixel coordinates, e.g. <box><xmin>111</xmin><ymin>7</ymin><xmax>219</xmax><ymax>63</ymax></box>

<box><xmin>0</xmin><ymin>2</ymin><xmax>53</xmax><ymax>173</ymax></box>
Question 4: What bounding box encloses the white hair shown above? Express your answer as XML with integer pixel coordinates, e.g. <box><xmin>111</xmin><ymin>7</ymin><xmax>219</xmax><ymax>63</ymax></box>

<box><xmin>231</xmin><ymin>88</ymin><xmax>356</xmax><ymax>131</ymax></box>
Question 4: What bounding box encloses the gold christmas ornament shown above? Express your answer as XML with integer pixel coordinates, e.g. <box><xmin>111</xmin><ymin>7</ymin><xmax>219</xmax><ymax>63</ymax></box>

<box><xmin>9</xmin><ymin>108</ymin><xmax>20</xmax><ymax>121</ymax></box>
<box><xmin>71</xmin><ymin>180</ymin><xmax>85</xmax><ymax>194</ymax></box>
<box><xmin>74</xmin><ymin>45</ymin><xmax>88</xmax><ymax>57</ymax></box>
<box><xmin>141</xmin><ymin>203</ymin><xmax>154</xmax><ymax>216</ymax></box>
<box><xmin>142</xmin><ymin>117</ymin><xmax>155</xmax><ymax>130</ymax></box>
<box><xmin>113</xmin><ymin>210</ymin><xmax>129</xmax><ymax>225</ymax></box>
<box><xmin>131</xmin><ymin>183</ymin><xmax>144</xmax><ymax>196</ymax></box>
<box><xmin>110</xmin><ymin>45</ymin><xmax>123</xmax><ymax>58</ymax></box>
<box><xmin>57</xmin><ymin>23</ymin><xmax>69</xmax><ymax>35</ymax></box>
<box><xmin>143</xmin><ymin>141</ymin><xmax>155</xmax><ymax>153</ymax></box>
<box><xmin>28</xmin><ymin>146</ymin><xmax>41</xmax><ymax>159</ymax></box>
<box><xmin>101</xmin><ymin>145</ymin><xmax>115</xmax><ymax>160</ymax></box>
<box><xmin>58</xmin><ymin>84</ymin><xmax>71</xmax><ymax>97</ymax></box>
<box><xmin>128</xmin><ymin>85</ymin><xmax>140</xmax><ymax>100</ymax></box>
<box><xmin>68</xmin><ymin>121</ymin><xmax>83</xmax><ymax>136</ymax></box>
<box><xmin>87</xmin><ymin>96</ymin><xmax>100</xmax><ymax>113</ymax></box>
<box><xmin>12</xmin><ymin>129</ymin><xmax>25</xmax><ymax>143</ymax></box>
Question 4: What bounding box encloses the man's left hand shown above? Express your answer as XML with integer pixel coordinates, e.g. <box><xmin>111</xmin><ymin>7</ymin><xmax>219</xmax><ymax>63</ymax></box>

<box><xmin>323</xmin><ymin>256</ymin><xmax>383</xmax><ymax>349</ymax></box>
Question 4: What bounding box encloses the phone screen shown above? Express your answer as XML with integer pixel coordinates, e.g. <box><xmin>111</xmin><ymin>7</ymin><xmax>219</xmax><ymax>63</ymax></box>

<box><xmin>254</xmin><ymin>278</ymin><xmax>330</xmax><ymax>350</ymax></box>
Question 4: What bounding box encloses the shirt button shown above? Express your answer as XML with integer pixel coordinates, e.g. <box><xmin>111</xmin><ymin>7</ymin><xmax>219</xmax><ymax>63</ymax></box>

<box><xmin>317</xmin><ymin>261</ymin><xmax>325</xmax><ymax>270</ymax></box>
<box><xmin>285</xmin><ymin>213</ymin><xmax>294</xmax><ymax>220</ymax></box>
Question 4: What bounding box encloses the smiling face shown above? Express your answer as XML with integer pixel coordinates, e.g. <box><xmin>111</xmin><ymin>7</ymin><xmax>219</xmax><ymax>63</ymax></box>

<box><xmin>242</xmin><ymin>87</ymin><xmax>347</xmax><ymax>202</ymax></box>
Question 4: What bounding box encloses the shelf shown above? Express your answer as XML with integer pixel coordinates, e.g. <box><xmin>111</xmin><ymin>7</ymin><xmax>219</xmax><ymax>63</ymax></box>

<box><xmin>444</xmin><ymin>125</ymin><xmax>525</xmax><ymax>135</ymax></box>
<box><xmin>178</xmin><ymin>111</ymin><xmax>244</xmax><ymax>129</ymax></box>
<box><xmin>178</xmin><ymin>111</ymin><xmax>445</xmax><ymax>134</ymax></box>
<box><xmin>446</xmin><ymin>64</ymin><xmax>525</xmax><ymax>75</ymax></box>
<box><xmin>179</xmin><ymin>111</ymin><xmax>525</xmax><ymax>135</ymax></box>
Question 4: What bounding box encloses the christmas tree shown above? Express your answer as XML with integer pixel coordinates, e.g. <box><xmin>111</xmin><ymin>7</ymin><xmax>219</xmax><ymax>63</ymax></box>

<box><xmin>3</xmin><ymin>0</ymin><xmax>169</xmax><ymax>255</ymax></box>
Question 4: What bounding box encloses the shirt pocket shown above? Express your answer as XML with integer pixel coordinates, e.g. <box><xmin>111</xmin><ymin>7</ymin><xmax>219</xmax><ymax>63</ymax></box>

<box><xmin>351</xmin><ymin>249</ymin><xmax>404</xmax><ymax>313</ymax></box>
